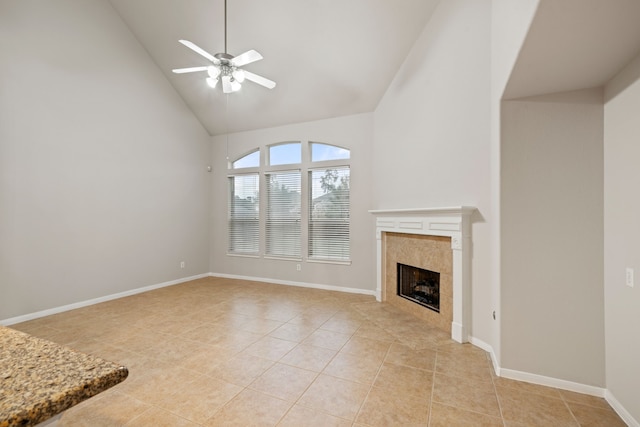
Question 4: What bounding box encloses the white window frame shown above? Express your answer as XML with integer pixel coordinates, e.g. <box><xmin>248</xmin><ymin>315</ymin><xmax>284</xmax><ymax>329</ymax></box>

<box><xmin>227</xmin><ymin>141</ymin><xmax>351</xmax><ymax>265</ymax></box>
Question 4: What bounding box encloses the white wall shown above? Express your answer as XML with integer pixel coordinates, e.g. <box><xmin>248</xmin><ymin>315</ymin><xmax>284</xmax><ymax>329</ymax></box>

<box><xmin>501</xmin><ymin>89</ymin><xmax>605</xmax><ymax>387</ymax></box>
<box><xmin>604</xmin><ymin>53</ymin><xmax>640</xmax><ymax>422</ymax></box>
<box><xmin>0</xmin><ymin>0</ymin><xmax>212</xmax><ymax>321</ymax></box>
<box><xmin>373</xmin><ymin>0</ymin><xmax>494</xmax><ymax>344</ymax></box>
<box><xmin>209</xmin><ymin>113</ymin><xmax>375</xmax><ymax>292</ymax></box>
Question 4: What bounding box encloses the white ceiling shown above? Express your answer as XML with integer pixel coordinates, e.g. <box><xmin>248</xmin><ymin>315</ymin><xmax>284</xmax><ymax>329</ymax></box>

<box><xmin>504</xmin><ymin>0</ymin><xmax>640</xmax><ymax>99</ymax></box>
<box><xmin>108</xmin><ymin>0</ymin><xmax>439</xmax><ymax>135</ymax></box>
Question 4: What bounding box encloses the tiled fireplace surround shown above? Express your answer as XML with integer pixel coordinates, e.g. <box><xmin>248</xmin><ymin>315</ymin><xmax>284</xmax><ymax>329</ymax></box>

<box><xmin>370</xmin><ymin>207</ymin><xmax>474</xmax><ymax>343</ymax></box>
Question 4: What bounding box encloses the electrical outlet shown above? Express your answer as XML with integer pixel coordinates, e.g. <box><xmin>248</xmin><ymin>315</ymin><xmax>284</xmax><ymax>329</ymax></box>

<box><xmin>296</xmin><ymin>263</ymin><xmax>301</xmax><ymax>271</ymax></box>
<box><xmin>180</xmin><ymin>261</ymin><xmax>185</xmax><ymax>269</ymax></box>
<box><xmin>626</xmin><ymin>267</ymin><xmax>634</xmax><ymax>288</ymax></box>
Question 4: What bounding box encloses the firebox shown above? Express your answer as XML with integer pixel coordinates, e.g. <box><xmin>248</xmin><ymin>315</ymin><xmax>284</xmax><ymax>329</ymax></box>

<box><xmin>397</xmin><ymin>263</ymin><xmax>440</xmax><ymax>312</ymax></box>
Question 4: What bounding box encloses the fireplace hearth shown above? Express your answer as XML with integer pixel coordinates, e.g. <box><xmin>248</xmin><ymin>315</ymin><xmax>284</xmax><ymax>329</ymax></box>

<box><xmin>397</xmin><ymin>263</ymin><xmax>440</xmax><ymax>312</ymax></box>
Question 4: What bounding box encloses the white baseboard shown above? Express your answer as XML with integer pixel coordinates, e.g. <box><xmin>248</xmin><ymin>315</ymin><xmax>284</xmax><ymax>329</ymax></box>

<box><xmin>469</xmin><ymin>335</ymin><xmax>638</xmax><ymax>426</ymax></box>
<box><xmin>208</xmin><ymin>272</ymin><xmax>377</xmax><ymax>297</ymax></box>
<box><xmin>0</xmin><ymin>273</ymin><xmax>210</xmax><ymax>326</ymax></box>
<box><xmin>606</xmin><ymin>390</ymin><xmax>640</xmax><ymax>427</ymax></box>
<box><xmin>468</xmin><ymin>335</ymin><xmax>501</xmax><ymax>376</ymax></box>
<box><xmin>499</xmin><ymin>367</ymin><xmax>606</xmax><ymax>397</ymax></box>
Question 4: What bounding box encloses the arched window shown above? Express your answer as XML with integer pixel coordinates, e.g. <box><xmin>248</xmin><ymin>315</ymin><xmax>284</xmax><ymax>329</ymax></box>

<box><xmin>227</xmin><ymin>141</ymin><xmax>351</xmax><ymax>263</ymax></box>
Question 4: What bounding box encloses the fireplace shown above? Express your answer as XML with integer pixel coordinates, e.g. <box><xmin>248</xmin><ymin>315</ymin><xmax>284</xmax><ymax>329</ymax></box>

<box><xmin>397</xmin><ymin>263</ymin><xmax>440</xmax><ymax>312</ymax></box>
<box><xmin>370</xmin><ymin>207</ymin><xmax>475</xmax><ymax>343</ymax></box>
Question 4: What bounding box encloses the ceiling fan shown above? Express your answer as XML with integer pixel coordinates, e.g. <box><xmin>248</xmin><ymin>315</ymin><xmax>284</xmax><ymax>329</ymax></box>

<box><xmin>172</xmin><ymin>0</ymin><xmax>276</xmax><ymax>94</ymax></box>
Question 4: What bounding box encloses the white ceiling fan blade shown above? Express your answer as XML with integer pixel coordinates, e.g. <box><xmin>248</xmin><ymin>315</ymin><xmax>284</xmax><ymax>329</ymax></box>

<box><xmin>231</xmin><ymin>50</ymin><xmax>263</xmax><ymax>67</ymax></box>
<box><xmin>178</xmin><ymin>39</ymin><xmax>219</xmax><ymax>63</ymax></box>
<box><xmin>172</xmin><ymin>66</ymin><xmax>208</xmax><ymax>74</ymax></box>
<box><xmin>243</xmin><ymin>70</ymin><xmax>276</xmax><ymax>89</ymax></box>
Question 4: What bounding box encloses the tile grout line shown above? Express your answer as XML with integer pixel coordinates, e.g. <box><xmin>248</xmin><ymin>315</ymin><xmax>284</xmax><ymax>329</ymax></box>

<box><xmin>426</xmin><ymin>350</ymin><xmax>437</xmax><ymax>426</ymax></box>
<box><xmin>488</xmin><ymin>360</ymin><xmax>508</xmax><ymax>427</ymax></box>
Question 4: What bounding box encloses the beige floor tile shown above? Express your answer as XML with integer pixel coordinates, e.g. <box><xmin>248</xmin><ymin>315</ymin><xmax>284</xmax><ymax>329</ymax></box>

<box><xmin>385</xmin><ymin>342</ymin><xmax>436</xmax><ymax>371</ymax></box>
<box><xmin>496</xmin><ymin>385</ymin><xmax>579</xmax><ymax>426</ymax></box>
<box><xmin>206</xmin><ymin>328</ymin><xmax>263</xmax><ymax>351</ymax></box>
<box><xmin>435</xmin><ymin>350</ymin><xmax>494</xmax><ymax>383</ymax></box>
<box><xmin>184</xmin><ymin>348</ymin><xmax>236</xmax><ymax>373</ymax></box>
<box><xmin>12</xmin><ymin>278</ymin><xmax>624</xmax><ymax>427</ymax></box>
<box><xmin>260</xmin><ymin>306</ymin><xmax>303</xmax><ymax>323</ymax></box>
<box><xmin>301</xmin><ymin>328</ymin><xmax>352</xmax><ymax>350</ymax></box>
<box><xmin>238</xmin><ymin>317</ymin><xmax>285</xmax><ymax>335</ymax></box>
<box><xmin>566</xmin><ymin>401</ymin><xmax>627</xmax><ymax>427</ymax></box>
<box><xmin>353</xmin><ymin>323</ymin><xmax>398</xmax><ymax>342</ymax></box>
<box><xmin>150</xmin><ymin>314</ymin><xmax>204</xmax><ymax>336</ymax></box>
<box><xmin>124</xmin><ymin>406</ymin><xmax>199</xmax><ymax>427</ymax></box>
<box><xmin>433</xmin><ymin>373</ymin><xmax>501</xmax><ymax>418</ymax></box>
<box><xmin>297</xmin><ymin>374</ymin><xmax>370</xmax><ymax>420</ymax></box>
<box><xmin>340</xmin><ymin>336</ymin><xmax>392</xmax><ymax>358</ymax></box>
<box><xmin>208</xmin><ymin>352</ymin><xmax>274</xmax><ymax>387</ymax></box>
<box><xmin>148</xmin><ymin>336</ymin><xmax>215</xmax><ymax>365</ymax></box>
<box><xmin>323</xmin><ymin>350</ymin><xmax>385</xmax><ymax>384</ymax></box>
<box><xmin>156</xmin><ymin>375</ymin><xmax>243</xmax><ymax>424</ymax></box>
<box><xmin>249</xmin><ymin>362</ymin><xmax>318</xmax><ymax>401</ymax></box>
<box><xmin>492</xmin><ymin>376</ymin><xmax>563</xmax><ymax>399</ymax></box>
<box><xmin>241</xmin><ymin>335</ymin><xmax>298</xmax><ymax>361</ymax></box>
<box><xmin>277</xmin><ymin>404</ymin><xmax>352</xmax><ymax>427</ymax></box>
<box><xmin>559</xmin><ymin>389</ymin><xmax>612</xmax><ymax>410</ymax></box>
<box><xmin>176</xmin><ymin>322</ymin><xmax>226</xmax><ymax>342</ymax></box>
<box><xmin>120</xmin><ymin>365</ymin><xmax>201</xmax><ymax>405</ymax></box>
<box><xmin>374</xmin><ymin>362</ymin><xmax>433</xmax><ymax>400</ymax></box>
<box><xmin>288</xmin><ymin>311</ymin><xmax>336</xmax><ymax>328</ymax></box>
<box><xmin>355</xmin><ymin>385</ymin><xmax>430</xmax><ymax>426</ymax></box>
<box><xmin>110</xmin><ymin>329</ymin><xmax>171</xmax><ymax>354</ymax></box>
<box><xmin>428</xmin><ymin>402</ymin><xmax>503</xmax><ymax>427</ymax></box>
<box><xmin>60</xmin><ymin>391</ymin><xmax>149</xmax><ymax>426</ymax></box>
<box><xmin>319</xmin><ymin>316</ymin><xmax>363</xmax><ymax>335</ymax></box>
<box><xmin>268</xmin><ymin>322</ymin><xmax>316</xmax><ymax>342</ymax></box>
<box><xmin>205</xmin><ymin>388</ymin><xmax>292</xmax><ymax>426</ymax></box>
<box><xmin>279</xmin><ymin>343</ymin><xmax>337</xmax><ymax>372</ymax></box>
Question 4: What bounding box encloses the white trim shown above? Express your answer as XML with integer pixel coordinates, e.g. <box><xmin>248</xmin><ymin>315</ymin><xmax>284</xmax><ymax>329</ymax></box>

<box><xmin>0</xmin><ymin>273</ymin><xmax>209</xmax><ymax>326</ymax></box>
<box><xmin>499</xmin><ymin>368</ymin><xmax>606</xmax><ymax>397</ymax></box>
<box><xmin>208</xmin><ymin>272</ymin><xmax>376</xmax><ymax>296</ymax></box>
<box><xmin>468</xmin><ymin>338</ymin><xmax>639</xmax><ymax>426</ymax></box>
<box><xmin>606</xmin><ymin>390</ymin><xmax>640</xmax><ymax>427</ymax></box>
<box><xmin>468</xmin><ymin>335</ymin><xmax>501</xmax><ymax>376</ymax></box>
<box><xmin>369</xmin><ymin>206</ymin><xmax>477</xmax><ymax>216</ymax></box>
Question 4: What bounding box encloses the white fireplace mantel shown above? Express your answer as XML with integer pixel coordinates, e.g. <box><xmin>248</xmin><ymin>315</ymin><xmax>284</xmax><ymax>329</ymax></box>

<box><xmin>369</xmin><ymin>206</ymin><xmax>475</xmax><ymax>343</ymax></box>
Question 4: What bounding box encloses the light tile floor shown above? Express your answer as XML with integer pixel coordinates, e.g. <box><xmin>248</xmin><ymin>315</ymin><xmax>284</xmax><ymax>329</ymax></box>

<box><xmin>11</xmin><ymin>277</ymin><xmax>626</xmax><ymax>426</ymax></box>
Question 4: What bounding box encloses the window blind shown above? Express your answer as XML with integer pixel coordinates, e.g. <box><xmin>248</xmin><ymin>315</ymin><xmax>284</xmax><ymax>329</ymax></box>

<box><xmin>308</xmin><ymin>167</ymin><xmax>350</xmax><ymax>261</ymax></box>
<box><xmin>266</xmin><ymin>171</ymin><xmax>301</xmax><ymax>258</ymax></box>
<box><xmin>228</xmin><ymin>174</ymin><xmax>259</xmax><ymax>254</ymax></box>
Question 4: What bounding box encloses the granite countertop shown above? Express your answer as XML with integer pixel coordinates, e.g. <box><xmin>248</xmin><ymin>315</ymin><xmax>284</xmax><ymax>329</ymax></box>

<box><xmin>0</xmin><ymin>326</ymin><xmax>128</xmax><ymax>427</ymax></box>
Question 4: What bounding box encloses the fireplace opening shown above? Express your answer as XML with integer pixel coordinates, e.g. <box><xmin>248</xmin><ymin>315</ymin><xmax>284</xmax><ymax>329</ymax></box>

<box><xmin>397</xmin><ymin>263</ymin><xmax>440</xmax><ymax>312</ymax></box>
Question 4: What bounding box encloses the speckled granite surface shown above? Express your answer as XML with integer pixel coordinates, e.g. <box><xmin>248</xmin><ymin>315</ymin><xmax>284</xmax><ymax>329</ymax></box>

<box><xmin>0</xmin><ymin>326</ymin><xmax>128</xmax><ymax>427</ymax></box>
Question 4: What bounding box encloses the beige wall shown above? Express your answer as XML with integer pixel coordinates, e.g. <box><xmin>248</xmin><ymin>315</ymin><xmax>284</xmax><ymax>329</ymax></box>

<box><xmin>373</xmin><ymin>0</ymin><xmax>494</xmax><ymax>346</ymax></box>
<box><xmin>490</xmin><ymin>0</ymin><xmax>541</xmax><ymax>365</ymax></box>
<box><xmin>604</xmin><ymin>52</ymin><xmax>640</xmax><ymax>422</ymax></box>
<box><xmin>501</xmin><ymin>90</ymin><xmax>605</xmax><ymax>386</ymax></box>
<box><xmin>0</xmin><ymin>0</ymin><xmax>212</xmax><ymax>320</ymax></box>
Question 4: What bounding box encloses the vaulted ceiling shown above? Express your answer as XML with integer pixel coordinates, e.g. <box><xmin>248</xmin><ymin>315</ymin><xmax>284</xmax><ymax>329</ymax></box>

<box><xmin>108</xmin><ymin>0</ymin><xmax>440</xmax><ymax>135</ymax></box>
<box><xmin>505</xmin><ymin>0</ymin><xmax>640</xmax><ymax>99</ymax></box>
<box><xmin>107</xmin><ymin>0</ymin><xmax>640</xmax><ymax>136</ymax></box>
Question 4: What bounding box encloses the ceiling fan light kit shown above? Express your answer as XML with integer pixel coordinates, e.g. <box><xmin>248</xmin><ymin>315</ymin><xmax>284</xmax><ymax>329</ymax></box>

<box><xmin>171</xmin><ymin>1</ymin><xmax>275</xmax><ymax>94</ymax></box>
